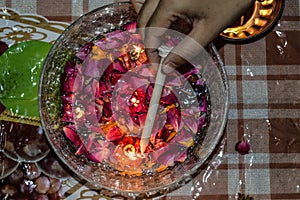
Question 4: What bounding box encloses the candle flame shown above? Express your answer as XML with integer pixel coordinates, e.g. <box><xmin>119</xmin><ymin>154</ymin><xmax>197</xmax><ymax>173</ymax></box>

<box><xmin>123</xmin><ymin>144</ymin><xmax>137</xmax><ymax>160</ymax></box>
<box><xmin>129</xmin><ymin>45</ymin><xmax>143</xmax><ymax>61</ymax></box>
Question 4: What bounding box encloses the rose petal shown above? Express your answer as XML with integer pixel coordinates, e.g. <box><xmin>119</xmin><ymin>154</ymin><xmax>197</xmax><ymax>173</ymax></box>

<box><xmin>62</xmin><ymin>75</ymin><xmax>76</xmax><ymax>93</ymax></box>
<box><xmin>83</xmin><ymin>58</ymin><xmax>104</xmax><ymax>78</ymax></box>
<box><xmin>84</xmin><ymin>133</ymin><xmax>96</xmax><ymax>152</ymax></box>
<box><xmin>174</xmin><ymin>148</ymin><xmax>188</xmax><ymax>163</ymax></box>
<box><xmin>139</xmin><ymin>66</ymin><xmax>154</xmax><ymax>78</ymax></box>
<box><xmin>198</xmin><ymin>114</ymin><xmax>207</xmax><ymax>129</ymax></box>
<box><xmin>63</xmin><ymin>126</ymin><xmax>82</xmax><ymax>147</ymax></box>
<box><xmin>75</xmin><ymin>144</ymin><xmax>86</xmax><ymax>155</ymax></box>
<box><xmin>145</xmin><ymin>84</ymin><xmax>154</xmax><ymax>103</ymax></box>
<box><xmin>76</xmin><ymin>42</ymin><xmax>93</xmax><ymax>61</ymax></box>
<box><xmin>170</xmin><ymin>128</ymin><xmax>194</xmax><ymax>147</ymax></box>
<box><xmin>64</xmin><ymin>61</ymin><xmax>77</xmax><ymax>75</ymax></box>
<box><xmin>95</xmin><ymin>31</ymin><xmax>128</xmax><ymax>51</ymax></box>
<box><xmin>167</xmin><ymin>108</ymin><xmax>181</xmax><ymax>132</ymax></box>
<box><xmin>112</xmin><ymin>60</ymin><xmax>127</xmax><ymax>73</ymax></box>
<box><xmin>87</xmin><ymin>148</ymin><xmax>110</xmax><ymax>163</ymax></box>
<box><xmin>200</xmin><ymin>95</ymin><xmax>207</xmax><ymax>112</ymax></box>
<box><xmin>160</xmin><ymin>92</ymin><xmax>178</xmax><ymax>106</ymax></box>
<box><xmin>183</xmin><ymin>117</ymin><xmax>198</xmax><ymax>134</ymax></box>
<box><xmin>154</xmin><ymin>144</ymin><xmax>186</xmax><ymax>166</ymax></box>
<box><xmin>103</xmin><ymin>101</ymin><xmax>112</xmax><ymax>117</ymax></box>
<box><xmin>235</xmin><ymin>139</ymin><xmax>250</xmax><ymax>155</ymax></box>
<box><xmin>61</xmin><ymin>93</ymin><xmax>75</xmax><ymax>105</ymax></box>
<box><xmin>106</xmin><ymin>126</ymin><xmax>123</xmax><ymax>142</ymax></box>
<box><xmin>110</xmin><ymin>72</ymin><xmax>123</xmax><ymax>85</ymax></box>
<box><xmin>61</xmin><ymin>104</ymin><xmax>74</xmax><ymax>122</ymax></box>
<box><xmin>124</xmin><ymin>21</ymin><xmax>137</xmax><ymax>33</ymax></box>
<box><xmin>183</xmin><ymin>68</ymin><xmax>199</xmax><ymax>79</ymax></box>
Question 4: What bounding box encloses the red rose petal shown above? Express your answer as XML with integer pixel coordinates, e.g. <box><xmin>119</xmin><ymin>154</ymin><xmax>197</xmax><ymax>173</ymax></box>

<box><xmin>106</xmin><ymin>126</ymin><xmax>123</xmax><ymax>142</ymax></box>
<box><xmin>124</xmin><ymin>21</ymin><xmax>137</xmax><ymax>33</ymax></box>
<box><xmin>63</xmin><ymin>126</ymin><xmax>82</xmax><ymax>147</ymax></box>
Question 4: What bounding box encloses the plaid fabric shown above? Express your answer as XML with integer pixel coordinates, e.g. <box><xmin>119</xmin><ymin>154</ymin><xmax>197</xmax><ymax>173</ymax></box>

<box><xmin>1</xmin><ymin>0</ymin><xmax>299</xmax><ymax>199</ymax></box>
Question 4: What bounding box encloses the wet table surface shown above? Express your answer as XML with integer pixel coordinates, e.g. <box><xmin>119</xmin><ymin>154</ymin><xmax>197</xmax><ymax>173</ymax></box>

<box><xmin>0</xmin><ymin>1</ymin><xmax>299</xmax><ymax>199</ymax></box>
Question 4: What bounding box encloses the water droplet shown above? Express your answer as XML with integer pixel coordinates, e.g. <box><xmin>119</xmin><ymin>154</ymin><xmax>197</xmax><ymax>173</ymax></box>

<box><xmin>246</xmin><ymin>68</ymin><xmax>254</xmax><ymax>77</ymax></box>
<box><xmin>276</xmin><ymin>45</ymin><xmax>285</xmax><ymax>55</ymax></box>
<box><xmin>266</xmin><ymin>119</ymin><xmax>271</xmax><ymax>131</ymax></box>
<box><xmin>202</xmin><ymin>166</ymin><xmax>213</xmax><ymax>183</ymax></box>
<box><xmin>274</xmin><ymin>136</ymin><xmax>281</xmax><ymax>145</ymax></box>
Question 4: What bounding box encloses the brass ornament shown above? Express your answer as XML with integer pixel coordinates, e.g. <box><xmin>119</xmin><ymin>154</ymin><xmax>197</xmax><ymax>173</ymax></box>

<box><xmin>220</xmin><ymin>0</ymin><xmax>285</xmax><ymax>42</ymax></box>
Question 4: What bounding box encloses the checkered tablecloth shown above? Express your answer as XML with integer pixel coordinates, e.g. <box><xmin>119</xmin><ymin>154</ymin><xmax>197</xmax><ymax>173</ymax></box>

<box><xmin>1</xmin><ymin>0</ymin><xmax>299</xmax><ymax>199</ymax></box>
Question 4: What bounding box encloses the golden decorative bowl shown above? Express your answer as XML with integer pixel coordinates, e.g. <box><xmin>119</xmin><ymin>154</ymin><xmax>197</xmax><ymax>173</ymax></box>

<box><xmin>220</xmin><ymin>0</ymin><xmax>285</xmax><ymax>42</ymax></box>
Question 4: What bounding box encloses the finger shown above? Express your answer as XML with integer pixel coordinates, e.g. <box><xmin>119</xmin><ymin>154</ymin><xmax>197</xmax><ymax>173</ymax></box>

<box><xmin>137</xmin><ymin>0</ymin><xmax>160</xmax><ymax>29</ymax></box>
<box><xmin>162</xmin><ymin>0</ymin><xmax>255</xmax><ymax>73</ymax></box>
<box><xmin>144</xmin><ymin>27</ymin><xmax>170</xmax><ymax>65</ymax></box>
<box><xmin>131</xmin><ymin>0</ymin><xmax>146</xmax><ymax>14</ymax></box>
<box><xmin>162</xmin><ymin>21</ymin><xmax>212</xmax><ymax>74</ymax></box>
<box><xmin>143</xmin><ymin>2</ymin><xmax>176</xmax><ymax>65</ymax></box>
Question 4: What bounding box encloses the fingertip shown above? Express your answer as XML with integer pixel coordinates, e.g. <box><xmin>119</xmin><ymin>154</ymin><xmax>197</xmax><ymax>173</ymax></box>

<box><xmin>136</xmin><ymin>0</ymin><xmax>160</xmax><ymax>29</ymax></box>
<box><xmin>131</xmin><ymin>0</ymin><xmax>144</xmax><ymax>14</ymax></box>
<box><xmin>162</xmin><ymin>52</ymin><xmax>187</xmax><ymax>74</ymax></box>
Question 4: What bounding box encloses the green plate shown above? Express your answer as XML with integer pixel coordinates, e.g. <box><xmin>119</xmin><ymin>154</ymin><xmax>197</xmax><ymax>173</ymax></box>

<box><xmin>0</xmin><ymin>40</ymin><xmax>52</xmax><ymax>118</ymax></box>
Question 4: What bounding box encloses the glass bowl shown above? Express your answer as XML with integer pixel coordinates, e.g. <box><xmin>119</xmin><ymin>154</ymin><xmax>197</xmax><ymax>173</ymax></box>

<box><xmin>39</xmin><ymin>2</ymin><xmax>229</xmax><ymax>198</ymax></box>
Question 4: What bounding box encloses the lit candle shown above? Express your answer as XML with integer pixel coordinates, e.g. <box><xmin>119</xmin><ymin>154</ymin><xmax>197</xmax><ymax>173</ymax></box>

<box><xmin>140</xmin><ymin>46</ymin><xmax>173</xmax><ymax>154</ymax></box>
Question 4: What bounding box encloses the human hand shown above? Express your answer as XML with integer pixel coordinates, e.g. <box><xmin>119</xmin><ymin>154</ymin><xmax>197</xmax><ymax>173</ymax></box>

<box><xmin>131</xmin><ymin>0</ymin><xmax>254</xmax><ymax>72</ymax></box>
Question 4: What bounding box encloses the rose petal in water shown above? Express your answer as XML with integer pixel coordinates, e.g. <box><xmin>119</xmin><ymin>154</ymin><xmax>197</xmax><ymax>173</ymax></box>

<box><xmin>83</xmin><ymin>58</ymin><xmax>105</xmax><ymax>78</ymax></box>
<box><xmin>170</xmin><ymin>128</ymin><xmax>194</xmax><ymax>147</ymax></box>
<box><xmin>200</xmin><ymin>95</ymin><xmax>208</xmax><ymax>112</ymax></box>
<box><xmin>106</xmin><ymin>126</ymin><xmax>123</xmax><ymax>142</ymax></box>
<box><xmin>112</xmin><ymin>60</ymin><xmax>128</xmax><ymax>73</ymax></box>
<box><xmin>62</xmin><ymin>75</ymin><xmax>76</xmax><ymax>93</ymax></box>
<box><xmin>151</xmin><ymin>143</ymin><xmax>187</xmax><ymax>166</ymax></box>
<box><xmin>124</xmin><ymin>21</ymin><xmax>137</xmax><ymax>33</ymax></box>
<box><xmin>166</xmin><ymin>107</ymin><xmax>181</xmax><ymax>132</ymax></box>
<box><xmin>85</xmin><ymin>136</ymin><xmax>112</xmax><ymax>163</ymax></box>
<box><xmin>110</xmin><ymin>72</ymin><xmax>123</xmax><ymax>85</ymax></box>
<box><xmin>102</xmin><ymin>101</ymin><xmax>112</xmax><ymax>118</ymax></box>
<box><xmin>160</xmin><ymin>92</ymin><xmax>178</xmax><ymax>106</ymax></box>
<box><xmin>87</xmin><ymin>148</ymin><xmax>110</xmax><ymax>163</ymax></box>
<box><xmin>198</xmin><ymin>114</ymin><xmax>207</xmax><ymax>129</ymax></box>
<box><xmin>95</xmin><ymin>30</ymin><xmax>127</xmax><ymax>51</ymax></box>
<box><xmin>76</xmin><ymin>42</ymin><xmax>93</xmax><ymax>61</ymax></box>
<box><xmin>61</xmin><ymin>103</ymin><xmax>74</xmax><ymax>122</ymax></box>
<box><xmin>64</xmin><ymin>61</ymin><xmax>77</xmax><ymax>75</ymax></box>
<box><xmin>182</xmin><ymin>116</ymin><xmax>198</xmax><ymax>134</ymax></box>
<box><xmin>63</xmin><ymin>125</ymin><xmax>82</xmax><ymax>147</ymax></box>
